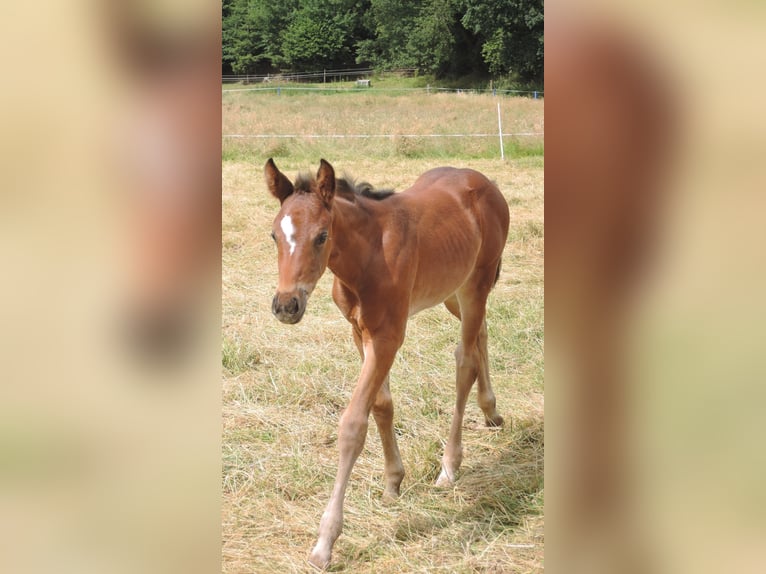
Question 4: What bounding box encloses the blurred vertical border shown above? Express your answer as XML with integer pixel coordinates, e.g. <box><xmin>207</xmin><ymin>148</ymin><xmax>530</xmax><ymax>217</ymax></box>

<box><xmin>0</xmin><ymin>1</ymin><xmax>221</xmax><ymax>573</ymax></box>
<box><xmin>546</xmin><ymin>1</ymin><xmax>766</xmax><ymax>573</ymax></box>
<box><xmin>4</xmin><ymin>1</ymin><xmax>766</xmax><ymax>572</ymax></box>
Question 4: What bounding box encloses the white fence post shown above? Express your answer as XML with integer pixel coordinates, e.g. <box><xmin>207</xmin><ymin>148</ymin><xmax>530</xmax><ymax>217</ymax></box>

<box><xmin>497</xmin><ymin>102</ymin><xmax>505</xmax><ymax>160</ymax></box>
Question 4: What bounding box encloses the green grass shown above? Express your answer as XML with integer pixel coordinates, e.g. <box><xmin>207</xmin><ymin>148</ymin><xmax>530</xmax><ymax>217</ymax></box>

<box><xmin>222</xmin><ymin>335</ymin><xmax>262</xmax><ymax>376</ymax></box>
<box><xmin>223</xmin><ymin>73</ymin><xmax>543</xmax><ymax>94</ymax></box>
<box><xmin>221</xmin><ymin>75</ymin><xmax>533</xmax><ymax>92</ymax></box>
<box><xmin>222</xmin><ymin>92</ymin><xmax>543</xmax><ymax>572</ymax></box>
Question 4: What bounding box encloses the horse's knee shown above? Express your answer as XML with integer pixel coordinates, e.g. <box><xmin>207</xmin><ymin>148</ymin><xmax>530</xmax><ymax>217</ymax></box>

<box><xmin>454</xmin><ymin>342</ymin><xmax>473</xmax><ymax>365</ymax></box>
<box><xmin>339</xmin><ymin>410</ymin><xmax>368</xmax><ymax>436</ymax></box>
<box><xmin>338</xmin><ymin>411</ymin><xmax>369</xmax><ymax>454</ymax></box>
<box><xmin>372</xmin><ymin>393</ymin><xmax>393</xmax><ymax>420</ymax></box>
<box><xmin>455</xmin><ymin>343</ymin><xmax>479</xmax><ymax>373</ymax></box>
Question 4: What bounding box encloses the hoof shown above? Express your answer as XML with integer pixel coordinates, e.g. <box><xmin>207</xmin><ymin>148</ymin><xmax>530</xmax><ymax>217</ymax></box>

<box><xmin>485</xmin><ymin>414</ymin><xmax>504</xmax><ymax>428</ymax></box>
<box><xmin>308</xmin><ymin>548</ymin><xmax>331</xmax><ymax>571</ymax></box>
<box><xmin>435</xmin><ymin>468</ymin><xmax>455</xmax><ymax>487</ymax></box>
<box><xmin>381</xmin><ymin>488</ymin><xmax>400</xmax><ymax>505</ymax></box>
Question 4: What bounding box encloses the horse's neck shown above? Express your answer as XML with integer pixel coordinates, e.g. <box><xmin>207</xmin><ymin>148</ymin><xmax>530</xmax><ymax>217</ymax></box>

<box><xmin>328</xmin><ymin>198</ymin><xmax>379</xmax><ymax>286</ymax></box>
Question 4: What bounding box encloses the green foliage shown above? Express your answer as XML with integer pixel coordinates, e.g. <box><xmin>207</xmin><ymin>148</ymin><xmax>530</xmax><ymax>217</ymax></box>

<box><xmin>278</xmin><ymin>1</ymin><xmax>363</xmax><ymax>70</ymax></box>
<box><xmin>461</xmin><ymin>0</ymin><xmax>544</xmax><ymax>81</ymax></box>
<box><xmin>223</xmin><ymin>0</ymin><xmax>298</xmax><ymax>74</ymax></box>
<box><xmin>407</xmin><ymin>0</ymin><xmax>462</xmax><ymax>75</ymax></box>
<box><xmin>356</xmin><ymin>0</ymin><xmax>484</xmax><ymax>77</ymax></box>
<box><xmin>355</xmin><ymin>0</ymin><xmax>420</xmax><ymax>70</ymax></box>
<box><xmin>222</xmin><ymin>0</ymin><xmax>543</xmax><ymax>84</ymax></box>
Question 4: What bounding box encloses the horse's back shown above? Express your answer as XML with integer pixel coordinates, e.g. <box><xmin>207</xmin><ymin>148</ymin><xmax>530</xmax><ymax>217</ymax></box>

<box><xmin>403</xmin><ymin>167</ymin><xmax>509</xmax><ymax>243</ymax></box>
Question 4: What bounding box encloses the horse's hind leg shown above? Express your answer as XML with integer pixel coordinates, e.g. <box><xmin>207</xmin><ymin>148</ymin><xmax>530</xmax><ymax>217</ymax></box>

<box><xmin>446</xmin><ymin>293</ymin><xmax>503</xmax><ymax>426</ymax></box>
<box><xmin>437</xmin><ymin>285</ymin><xmax>503</xmax><ymax>487</ymax></box>
<box><xmin>475</xmin><ymin>319</ymin><xmax>503</xmax><ymax>427</ymax></box>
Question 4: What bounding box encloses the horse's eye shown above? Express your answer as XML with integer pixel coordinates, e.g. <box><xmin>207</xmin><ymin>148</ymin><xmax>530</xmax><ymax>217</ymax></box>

<box><xmin>315</xmin><ymin>231</ymin><xmax>328</xmax><ymax>246</ymax></box>
<box><xmin>270</xmin><ymin>231</ymin><xmax>276</xmax><ymax>243</ymax></box>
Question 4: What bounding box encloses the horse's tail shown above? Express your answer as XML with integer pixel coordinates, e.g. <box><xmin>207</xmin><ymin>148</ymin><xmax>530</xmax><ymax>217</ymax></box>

<box><xmin>493</xmin><ymin>259</ymin><xmax>502</xmax><ymax>288</ymax></box>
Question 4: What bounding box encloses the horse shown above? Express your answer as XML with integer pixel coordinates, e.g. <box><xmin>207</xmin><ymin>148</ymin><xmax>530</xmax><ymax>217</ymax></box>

<box><xmin>264</xmin><ymin>158</ymin><xmax>510</xmax><ymax>569</ymax></box>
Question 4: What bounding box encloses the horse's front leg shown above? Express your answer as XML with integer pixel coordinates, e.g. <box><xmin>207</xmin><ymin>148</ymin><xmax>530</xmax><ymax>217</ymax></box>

<box><xmin>351</xmin><ymin>324</ymin><xmax>405</xmax><ymax>501</ymax></box>
<box><xmin>308</xmin><ymin>332</ymin><xmax>401</xmax><ymax>570</ymax></box>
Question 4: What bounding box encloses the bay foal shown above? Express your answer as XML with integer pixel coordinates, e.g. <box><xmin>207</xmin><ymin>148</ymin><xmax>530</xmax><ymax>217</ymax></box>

<box><xmin>265</xmin><ymin>159</ymin><xmax>510</xmax><ymax>569</ymax></box>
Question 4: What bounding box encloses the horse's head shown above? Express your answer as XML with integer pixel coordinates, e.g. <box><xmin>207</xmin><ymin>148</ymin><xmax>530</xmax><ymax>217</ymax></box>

<box><xmin>265</xmin><ymin>158</ymin><xmax>336</xmax><ymax>324</ymax></box>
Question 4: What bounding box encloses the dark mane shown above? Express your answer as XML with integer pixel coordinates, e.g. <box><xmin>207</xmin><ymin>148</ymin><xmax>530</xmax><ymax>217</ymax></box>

<box><xmin>294</xmin><ymin>173</ymin><xmax>314</xmax><ymax>195</ymax></box>
<box><xmin>337</xmin><ymin>175</ymin><xmax>396</xmax><ymax>201</ymax></box>
<box><xmin>293</xmin><ymin>172</ymin><xmax>395</xmax><ymax>202</ymax></box>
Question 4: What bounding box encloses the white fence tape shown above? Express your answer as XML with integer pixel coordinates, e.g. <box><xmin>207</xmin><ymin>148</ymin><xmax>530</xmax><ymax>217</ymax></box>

<box><xmin>223</xmin><ymin>132</ymin><xmax>543</xmax><ymax>139</ymax></box>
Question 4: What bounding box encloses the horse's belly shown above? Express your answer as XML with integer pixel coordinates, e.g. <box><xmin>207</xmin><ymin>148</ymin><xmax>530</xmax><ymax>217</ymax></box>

<box><xmin>408</xmin><ymin>295</ymin><xmax>444</xmax><ymax>316</ymax></box>
<box><xmin>401</xmin><ymin>196</ymin><xmax>483</xmax><ymax>316</ymax></box>
<box><xmin>407</xmin><ymin>259</ymin><xmax>474</xmax><ymax>316</ymax></box>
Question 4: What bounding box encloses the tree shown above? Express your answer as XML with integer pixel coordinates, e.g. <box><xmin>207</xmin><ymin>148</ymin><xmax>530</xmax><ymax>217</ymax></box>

<box><xmin>221</xmin><ymin>0</ymin><xmax>544</xmax><ymax>84</ymax></box>
<box><xmin>355</xmin><ymin>0</ymin><xmax>420</xmax><ymax>70</ymax></box>
<box><xmin>461</xmin><ymin>0</ymin><xmax>544</xmax><ymax>82</ymax></box>
<box><xmin>356</xmin><ymin>0</ymin><xmax>485</xmax><ymax>77</ymax></box>
<box><xmin>278</xmin><ymin>0</ymin><xmax>371</xmax><ymax>71</ymax></box>
<box><xmin>222</xmin><ymin>0</ymin><xmax>258</xmax><ymax>74</ymax></box>
<box><xmin>222</xmin><ymin>0</ymin><xmax>298</xmax><ymax>74</ymax></box>
<box><xmin>407</xmin><ymin>0</ymin><xmax>463</xmax><ymax>76</ymax></box>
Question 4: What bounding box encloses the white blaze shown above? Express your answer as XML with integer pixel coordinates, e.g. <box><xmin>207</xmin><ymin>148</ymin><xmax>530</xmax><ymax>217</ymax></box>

<box><xmin>280</xmin><ymin>215</ymin><xmax>297</xmax><ymax>255</ymax></box>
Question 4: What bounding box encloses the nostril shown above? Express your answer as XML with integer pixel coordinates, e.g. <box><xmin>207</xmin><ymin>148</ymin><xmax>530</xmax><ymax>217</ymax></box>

<box><xmin>286</xmin><ymin>297</ymin><xmax>299</xmax><ymax>314</ymax></box>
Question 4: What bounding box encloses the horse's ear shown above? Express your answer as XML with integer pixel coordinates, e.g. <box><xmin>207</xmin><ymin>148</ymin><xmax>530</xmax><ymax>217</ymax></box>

<box><xmin>316</xmin><ymin>159</ymin><xmax>335</xmax><ymax>207</ymax></box>
<box><xmin>264</xmin><ymin>158</ymin><xmax>294</xmax><ymax>204</ymax></box>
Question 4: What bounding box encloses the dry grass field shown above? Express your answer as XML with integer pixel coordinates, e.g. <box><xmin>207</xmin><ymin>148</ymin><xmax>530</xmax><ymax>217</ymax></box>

<box><xmin>223</xmin><ymin>89</ymin><xmax>544</xmax><ymax>163</ymax></box>
<box><xmin>222</xmin><ymin>92</ymin><xmax>543</xmax><ymax>572</ymax></box>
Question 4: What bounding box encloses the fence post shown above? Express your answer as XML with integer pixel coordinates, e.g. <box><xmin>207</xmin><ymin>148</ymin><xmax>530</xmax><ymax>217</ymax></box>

<box><xmin>497</xmin><ymin>102</ymin><xmax>505</xmax><ymax>160</ymax></box>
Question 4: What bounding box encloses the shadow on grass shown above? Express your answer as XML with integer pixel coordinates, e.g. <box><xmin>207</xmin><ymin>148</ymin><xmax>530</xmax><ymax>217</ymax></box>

<box><xmin>398</xmin><ymin>416</ymin><xmax>543</xmax><ymax>539</ymax></box>
<box><xmin>332</xmin><ymin>416</ymin><xmax>544</xmax><ymax>569</ymax></box>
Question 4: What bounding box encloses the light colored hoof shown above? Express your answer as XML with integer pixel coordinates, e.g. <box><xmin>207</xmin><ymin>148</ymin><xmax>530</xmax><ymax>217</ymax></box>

<box><xmin>308</xmin><ymin>547</ymin><xmax>331</xmax><ymax>571</ymax></box>
<box><xmin>381</xmin><ymin>488</ymin><xmax>400</xmax><ymax>505</ymax></box>
<box><xmin>435</xmin><ymin>468</ymin><xmax>455</xmax><ymax>487</ymax></box>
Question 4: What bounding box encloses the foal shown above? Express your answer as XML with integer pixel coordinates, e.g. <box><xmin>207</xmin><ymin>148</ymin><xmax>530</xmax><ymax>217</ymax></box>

<box><xmin>265</xmin><ymin>158</ymin><xmax>510</xmax><ymax>569</ymax></box>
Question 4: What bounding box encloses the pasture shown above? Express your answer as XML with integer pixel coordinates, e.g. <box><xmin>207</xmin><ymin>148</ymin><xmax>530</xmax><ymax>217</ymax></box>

<box><xmin>222</xmin><ymin>90</ymin><xmax>543</xmax><ymax>572</ymax></box>
<box><xmin>222</xmin><ymin>87</ymin><xmax>544</xmax><ymax>163</ymax></box>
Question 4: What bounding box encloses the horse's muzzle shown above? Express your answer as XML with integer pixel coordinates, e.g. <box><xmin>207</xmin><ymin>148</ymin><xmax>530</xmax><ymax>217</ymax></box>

<box><xmin>272</xmin><ymin>289</ymin><xmax>308</xmax><ymax>324</ymax></box>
